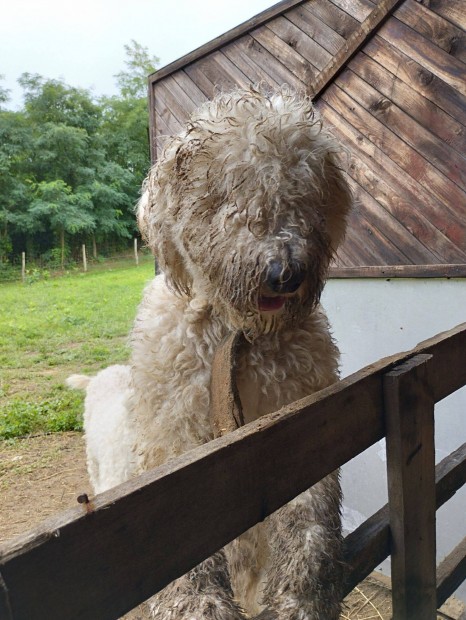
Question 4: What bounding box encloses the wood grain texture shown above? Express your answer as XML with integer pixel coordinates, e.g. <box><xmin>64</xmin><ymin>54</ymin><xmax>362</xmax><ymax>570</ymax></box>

<box><xmin>320</xmin><ymin>80</ymin><xmax>466</xmax><ymax>238</ymax></box>
<box><xmin>148</xmin><ymin>0</ymin><xmax>308</xmax><ymax>85</ymax></box>
<box><xmin>384</xmin><ymin>354</ymin><xmax>437</xmax><ymax>619</ymax></box>
<box><xmin>364</xmin><ymin>35</ymin><xmax>466</xmax><ymax>126</ymax></box>
<box><xmin>395</xmin><ymin>0</ymin><xmax>466</xmax><ymax>63</ymax></box>
<box><xmin>349</xmin><ymin>51</ymin><xmax>466</xmax><ymax>157</ymax></box>
<box><xmin>266</xmin><ymin>15</ymin><xmax>332</xmax><ymax>70</ymax></box>
<box><xmin>329</xmin><ymin>264</ymin><xmax>466</xmax><ymax>278</ymax></box>
<box><xmin>319</xmin><ymin>96</ymin><xmax>466</xmax><ymax>259</ymax></box>
<box><xmin>1</xmin><ymin>324</ymin><xmax>465</xmax><ymax>620</ymax></box>
<box><xmin>301</xmin><ymin>0</ymin><xmax>360</xmax><ymax>39</ymax></box>
<box><xmin>335</xmin><ymin>69</ymin><xmax>466</xmax><ymax>191</ymax></box>
<box><xmin>378</xmin><ymin>17</ymin><xmax>466</xmax><ymax>96</ymax></box>
<box><xmin>436</xmin><ymin>537</ymin><xmax>466</xmax><ymax>607</ymax></box>
<box><xmin>419</xmin><ymin>0</ymin><xmax>466</xmax><ymax>32</ymax></box>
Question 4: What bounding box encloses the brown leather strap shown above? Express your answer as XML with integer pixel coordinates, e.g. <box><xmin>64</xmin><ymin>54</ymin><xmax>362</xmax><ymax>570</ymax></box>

<box><xmin>209</xmin><ymin>331</ymin><xmax>245</xmax><ymax>438</ymax></box>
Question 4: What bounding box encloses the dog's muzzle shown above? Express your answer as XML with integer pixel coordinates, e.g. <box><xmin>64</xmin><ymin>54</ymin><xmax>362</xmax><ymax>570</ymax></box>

<box><xmin>265</xmin><ymin>260</ymin><xmax>306</xmax><ymax>294</ymax></box>
<box><xmin>258</xmin><ymin>260</ymin><xmax>306</xmax><ymax>312</ymax></box>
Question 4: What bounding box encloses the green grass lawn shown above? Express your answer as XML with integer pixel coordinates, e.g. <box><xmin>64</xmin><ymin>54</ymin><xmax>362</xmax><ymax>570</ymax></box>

<box><xmin>0</xmin><ymin>258</ymin><xmax>155</xmax><ymax>439</ymax></box>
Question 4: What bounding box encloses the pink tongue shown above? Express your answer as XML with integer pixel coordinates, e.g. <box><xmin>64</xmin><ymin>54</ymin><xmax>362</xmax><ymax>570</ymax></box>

<box><xmin>259</xmin><ymin>296</ymin><xmax>286</xmax><ymax>311</ymax></box>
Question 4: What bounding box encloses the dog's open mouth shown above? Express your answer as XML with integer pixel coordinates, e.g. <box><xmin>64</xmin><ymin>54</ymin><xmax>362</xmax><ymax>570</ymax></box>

<box><xmin>258</xmin><ymin>295</ymin><xmax>287</xmax><ymax>312</ymax></box>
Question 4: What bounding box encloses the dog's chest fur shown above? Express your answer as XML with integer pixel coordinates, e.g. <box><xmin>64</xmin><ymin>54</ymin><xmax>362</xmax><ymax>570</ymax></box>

<box><xmin>129</xmin><ymin>276</ymin><xmax>340</xmax><ymax>470</ymax></box>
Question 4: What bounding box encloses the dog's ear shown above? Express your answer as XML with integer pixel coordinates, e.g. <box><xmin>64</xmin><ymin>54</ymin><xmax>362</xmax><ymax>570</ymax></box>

<box><xmin>137</xmin><ymin>182</ymin><xmax>193</xmax><ymax>297</ymax></box>
<box><xmin>321</xmin><ymin>152</ymin><xmax>352</xmax><ymax>252</ymax></box>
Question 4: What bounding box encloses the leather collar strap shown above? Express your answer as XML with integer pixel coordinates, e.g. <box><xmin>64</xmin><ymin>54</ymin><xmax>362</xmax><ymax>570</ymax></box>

<box><xmin>209</xmin><ymin>331</ymin><xmax>246</xmax><ymax>438</ymax></box>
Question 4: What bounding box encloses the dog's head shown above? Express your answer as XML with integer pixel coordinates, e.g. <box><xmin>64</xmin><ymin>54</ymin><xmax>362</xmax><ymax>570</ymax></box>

<box><xmin>138</xmin><ymin>86</ymin><xmax>351</xmax><ymax>339</ymax></box>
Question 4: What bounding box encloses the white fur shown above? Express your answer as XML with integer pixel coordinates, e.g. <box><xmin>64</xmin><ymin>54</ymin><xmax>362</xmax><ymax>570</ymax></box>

<box><xmin>69</xmin><ymin>87</ymin><xmax>352</xmax><ymax>619</ymax></box>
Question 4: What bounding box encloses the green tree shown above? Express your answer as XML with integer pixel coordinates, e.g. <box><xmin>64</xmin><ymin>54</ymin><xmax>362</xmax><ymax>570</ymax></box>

<box><xmin>1</xmin><ymin>41</ymin><xmax>159</xmax><ymax>266</ymax></box>
<box><xmin>28</xmin><ymin>180</ymin><xmax>94</xmax><ymax>268</ymax></box>
<box><xmin>0</xmin><ymin>107</ymin><xmax>33</xmax><ymax>261</ymax></box>
<box><xmin>114</xmin><ymin>40</ymin><xmax>160</xmax><ymax>99</ymax></box>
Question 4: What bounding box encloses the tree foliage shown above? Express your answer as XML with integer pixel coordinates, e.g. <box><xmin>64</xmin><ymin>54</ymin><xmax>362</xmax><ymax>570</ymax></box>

<box><xmin>0</xmin><ymin>42</ymin><xmax>159</xmax><ymax>265</ymax></box>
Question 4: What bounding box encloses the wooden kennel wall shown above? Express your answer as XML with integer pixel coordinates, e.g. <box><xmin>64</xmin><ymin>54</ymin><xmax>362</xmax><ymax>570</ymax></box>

<box><xmin>148</xmin><ymin>0</ymin><xmax>466</xmax><ymax>278</ymax></box>
<box><xmin>0</xmin><ymin>322</ymin><xmax>465</xmax><ymax>619</ymax></box>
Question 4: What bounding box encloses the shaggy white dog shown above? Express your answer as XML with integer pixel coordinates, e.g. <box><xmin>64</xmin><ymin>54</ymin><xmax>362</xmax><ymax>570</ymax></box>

<box><xmin>68</xmin><ymin>87</ymin><xmax>351</xmax><ymax>620</ymax></box>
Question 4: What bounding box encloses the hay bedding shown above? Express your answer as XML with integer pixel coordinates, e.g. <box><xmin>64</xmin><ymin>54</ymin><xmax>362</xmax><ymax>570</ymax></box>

<box><xmin>1</xmin><ymin>433</ymin><xmax>464</xmax><ymax>619</ymax></box>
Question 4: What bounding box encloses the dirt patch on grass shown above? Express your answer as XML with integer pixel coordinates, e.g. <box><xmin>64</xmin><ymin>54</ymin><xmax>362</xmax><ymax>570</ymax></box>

<box><xmin>1</xmin><ymin>433</ymin><xmax>464</xmax><ymax>620</ymax></box>
<box><xmin>0</xmin><ymin>432</ymin><xmax>88</xmax><ymax>541</ymax></box>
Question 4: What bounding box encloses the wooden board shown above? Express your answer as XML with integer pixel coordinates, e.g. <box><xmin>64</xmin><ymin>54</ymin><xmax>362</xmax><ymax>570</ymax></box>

<box><xmin>384</xmin><ymin>354</ymin><xmax>437</xmax><ymax>619</ymax></box>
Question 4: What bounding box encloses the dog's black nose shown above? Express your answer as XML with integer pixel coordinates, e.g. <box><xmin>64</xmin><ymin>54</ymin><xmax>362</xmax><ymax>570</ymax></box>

<box><xmin>266</xmin><ymin>261</ymin><xmax>306</xmax><ymax>294</ymax></box>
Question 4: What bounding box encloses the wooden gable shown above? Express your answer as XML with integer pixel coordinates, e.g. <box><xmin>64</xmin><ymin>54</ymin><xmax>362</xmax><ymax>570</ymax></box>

<box><xmin>148</xmin><ymin>0</ymin><xmax>466</xmax><ymax>277</ymax></box>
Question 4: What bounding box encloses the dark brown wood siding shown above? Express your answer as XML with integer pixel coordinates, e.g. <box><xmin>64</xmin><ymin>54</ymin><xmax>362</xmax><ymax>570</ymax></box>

<box><xmin>148</xmin><ymin>0</ymin><xmax>466</xmax><ymax>274</ymax></box>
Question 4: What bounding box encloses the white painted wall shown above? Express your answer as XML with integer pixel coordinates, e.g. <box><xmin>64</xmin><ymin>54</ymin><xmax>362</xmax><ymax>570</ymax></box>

<box><xmin>321</xmin><ymin>278</ymin><xmax>466</xmax><ymax>601</ymax></box>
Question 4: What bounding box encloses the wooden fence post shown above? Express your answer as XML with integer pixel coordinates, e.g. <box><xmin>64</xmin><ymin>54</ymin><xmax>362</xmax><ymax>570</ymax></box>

<box><xmin>82</xmin><ymin>244</ymin><xmax>87</xmax><ymax>272</ymax></box>
<box><xmin>384</xmin><ymin>353</ymin><xmax>436</xmax><ymax>620</ymax></box>
<box><xmin>134</xmin><ymin>238</ymin><xmax>139</xmax><ymax>266</ymax></box>
<box><xmin>21</xmin><ymin>252</ymin><xmax>26</xmax><ymax>281</ymax></box>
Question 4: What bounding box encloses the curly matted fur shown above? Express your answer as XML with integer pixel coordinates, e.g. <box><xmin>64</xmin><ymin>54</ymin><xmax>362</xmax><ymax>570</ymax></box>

<box><xmin>68</xmin><ymin>86</ymin><xmax>352</xmax><ymax>619</ymax></box>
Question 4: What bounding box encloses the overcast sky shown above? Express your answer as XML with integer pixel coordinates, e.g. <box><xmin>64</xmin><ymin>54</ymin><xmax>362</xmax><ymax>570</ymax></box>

<box><xmin>1</xmin><ymin>0</ymin><xmax>273</xmax><ymax>109</ymax></box>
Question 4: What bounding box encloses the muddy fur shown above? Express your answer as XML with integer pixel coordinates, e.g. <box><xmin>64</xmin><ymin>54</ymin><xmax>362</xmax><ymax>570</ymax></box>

<box><xmin>69</xmin><ymin>86</ymin><xmax>352</xmax><ymax>619</ymax></box>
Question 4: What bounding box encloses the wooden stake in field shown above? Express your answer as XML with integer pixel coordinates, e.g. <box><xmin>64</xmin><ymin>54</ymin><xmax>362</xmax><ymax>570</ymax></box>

<box><xmin>21</xmin><ymin>252</ymin><xmax>26</xmax><ymax>281</ymax></box>
<box><xmin>82</xmin><ymin>245</ymin><xmax>87</xmax><ymax>272</ymax></box>
<box><xmin>134</xmin><ymin>238</ymin><xmax>139</xmax><ymax>266</ymax></box>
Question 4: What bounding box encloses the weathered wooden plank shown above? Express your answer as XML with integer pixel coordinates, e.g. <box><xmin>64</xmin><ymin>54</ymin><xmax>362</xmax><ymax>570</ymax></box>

<box><xmin>171</xmin><ymin>71</ymin><xmax>208</xmax><ymax>108</ymax></box>
<box><xmin>184</xmin><ymin>62</ymin><xmax>216</xmax><ymax>98</ymax></box>
<box><xmin>286</xmin><ymin>4</ymin><xmax>346</xmax><ymax>56</ymax></box>
<box><xmin>251</xmin><ymin>24</ymin><xmax>317</xmax><ymax>83</ymax></box>
<box><xmin>384</xmin><ymin>354</ymin><xmax>437</xmax><ymax>620</ymax></box>
<box><xmin>319</xmin><ymin>97</ymin><xmax>466</xmax><ymax>258</ymax></box>
<box><xmin>346</xmin><ymin>172</ymin><xmax>441</xmax><ymax>264</ymax></box>
<box><xmin>153</xmin><ymin>81</ymin><xmax>190</xmax><ymax>127</ymax></box>
<box><xmin>342</xmin><ymin>189</ymin><xmax>410</xmax><ymax>265</ymax></box>
<box><xmin>187</xmin><ymin>51</ymin><xmax>250</xmax><ymax>94</ymax></box>
<box><xmin>149</xmin><ymin>0</ymin><xmax>308</xmax><ymax>85</ymax></box>
<box><xmin>335</xmin><ymin>69</ymin><xmax>466</xmax><ymax>191</ymax></box>
<box><xmin>421</xmin><ymin>0</ymin><xmax>466</xmax><ymax>32</ymax></box>
<box><xmin>153</xmin><ymin>89</ymin><xmax>183</xmax><ymax>136</ymax></box>
<box><xmin>209</xmin><ymin>51</ymin><xmax>252</xmax><ymax>88</ymax></box>
<box><xmin>310</xmin><ymin>0</ymin><xmax>405</xmax><ymax>99</ymax></box>
<box><xmin>324</xmin><ymin>77</ymin><xmax>466</xmax><ymax>212</ymax></box>
<box><xmin>162</xmin><ymin>75</ymin><xmax>202</xmax><ymax>119</ymax></box>
<box><xmin>378</xmin><ymin>17</ymin><xmax>466</xmax><ymax>96</ymax></box>
<box><xmin>343</xmin><ymin>504</ymin><xmax>390</xmax><ymax>595</ymax></box>
<box><xmin>329</xmin><ymin>264</ymin><xmax>466</xmax><ymax>278</ymax></box>
<box><xmin>266</xmin><ymin>15</ymin><xmax>332</xmax><ymax>70</ymax></box>
<box><xmin>343</xmin><ymin>441</ymin><xmax>466</xmax><ymax>597</ymax></box>
<box><xmin>225</xmin><ymin>34</ymin><xmax>303</xmax><ymax>89</ymax></box>
<box><xmin>323</xmin><ymin>101</ymin><xmax>466</xmax><ymax>254</ymax></box>
<box><xmin>329</xmin><ymin>0</ymin><xmax>376</xmax><ymax>22</ymax></box>
<box><xmin>302</xmin><ymin>0</ymin><xmax>360</xmax><ymax>39</ymax></box>
<box><xmin>436</xmin><ymin>537</ymin><xmax>466</xmax><ymax>607</ymax></box>
<box><xmin>364</xmin><ymin>35</ymin><xmax>466</xmax><ymax>127</ymax></box>
<box><xmin>349</xmin><ymin>51</ymin><xmax>466</xmax><ymax>157</ymax></box>
<box><xmin>395</xmin><ymin>0</ymin><xmax>466</xmax><ymax>63</ymax></box>
<box><xmin>223</xmin><ymin>37</ymin><xmax>281</xmax><ymax>89</ymax></box>
<box><xmin>153</xmin><ymin>112</ymin><xmax>173</xmax><ymax>155</ymax></box>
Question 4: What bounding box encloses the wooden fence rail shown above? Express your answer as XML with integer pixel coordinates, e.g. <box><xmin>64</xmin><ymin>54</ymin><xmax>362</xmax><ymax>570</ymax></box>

<box><xmin>0</xmin><ymin>323</ymin><xmax>465</xmax><ymax>620</ymax></box>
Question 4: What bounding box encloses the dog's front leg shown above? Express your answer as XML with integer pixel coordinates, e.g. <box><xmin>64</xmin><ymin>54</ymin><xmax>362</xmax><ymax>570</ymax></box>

<box><xmin>149</xmin><ymin>550</ymin><xmax>246</xmax><ymax>620</ymax></box>
<box><xmin>262</xmin><ymin>471</ymin><xmax>343</xmax><ymax>620</ymax></box>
